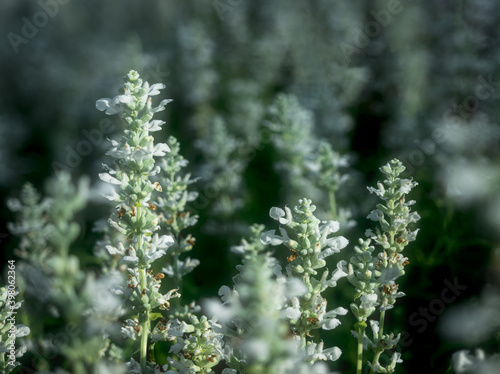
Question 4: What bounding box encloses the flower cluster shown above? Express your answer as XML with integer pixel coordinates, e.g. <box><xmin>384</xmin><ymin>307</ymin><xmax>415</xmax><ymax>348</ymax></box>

<box><xmin>309</xmin><ymin>141</ymin><xmax>352</xmax><ymax>223</ymax></box>
<box><xmin>194</xmin><ymin>116</ymin><xmax>246</xmax><ymax>230</ymax></box>
<box><xmin>7</xmin><ymin>172</ymin><xmax>124</xmax><ymax>374</ymax></box>
<box><xmin>261</xmin><ymin>198</ymin><xmax>348</xmax><ymax>362</ymax></box>
<box><xmin>348</xmin><ymin>159</ymin><xmax>419</xmax><ymax>373</ymax></box>
<box><xmin>206</xmin><ymin>227</ymin><xmax>330</xmax><ymax>374</ymax></box>
<box><xmin>97</xmin><ymin>70</ymin><xmax>180</xmax><ymax>372</ymax></box>
<box><xmin>154</xmin><ymin>136</ymin><xmax>199</xmax><ymax>295</ymax></box>
<box><xmin>265</xmin><ymin>94</ymin><xmax>316</xmax><ymax>201</ymax></box>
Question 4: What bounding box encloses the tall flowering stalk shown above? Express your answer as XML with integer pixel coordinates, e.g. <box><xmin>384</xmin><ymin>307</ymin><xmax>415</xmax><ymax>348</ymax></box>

<box><xmin>348</xmin><ymin>159</ymin><xmax>420</xmax><ymax>373</ymax></box>
<box><xmin>154</xmin><ymin>136</ymin><xmax>199</xmax><ymax>300</ymax></box>
<box><xmin>309</xmin><ymin>141</ymin><xmax>355</xmax><ymax>231</ymax></box>
<box><xmin>266</xmin><ymin>94</ymin><xmax>316</xmax><ymax>202</ymax></box>
<box><xmin>206</xmin><ymin>225</ymin><xmax>331</xmax><ymax>374</ymax></box>
<box><xmin>7</xmin><ymin>173</ymin><xmax>123</xmax><ymax>373</ymax></box>
<box><xmin>261</xmin><ymin>198</ymin><xmax>348</xmax><ymax>364</ymax></box>
<box><xmin>96</xmin><ymin>70</ymin><xmax>179</xmax><ymax>372</ymax></box>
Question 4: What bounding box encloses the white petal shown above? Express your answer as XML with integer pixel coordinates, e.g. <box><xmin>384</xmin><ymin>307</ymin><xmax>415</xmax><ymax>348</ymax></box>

<box><xmin>148</xmin><ymin>83</ymin><xmax>166</xmax><ymax>96</ymax></box>
<box><xmin>260</xmin><ymin>230</ymin><xmax>284</xmax><ymax>246</ymax></box>
<box><xmin>96</xmin><ymin>98</ymin><xmax>112</xmax><ymax>111</ymax></box>
<box><xmin>284</xmin><ymin>307</ymin><xmax>301</xmax><ymax>319</ymax></box>
<box><xmin>99</xmin><ymin>173</ymin><xmax>122</xmax><ymax>185</ymax></box>
<box><xmin>15</xmin><ymin>325</ymin><xmax>30</xmax><ymax>338</ymax></box>
<box><xmin>321</xmin><ymin>318</ymin><xmax>341</xmax><ymax>330</ymax></box>
<box><xmin>151</xmin><ymin>143</ymin><xmax>171</xmax><ymax>157</ymax></box>
<box><xmin>269</xmin><ymin>207</ymin><xmax>288</xmax><ymax>224</ymax></box>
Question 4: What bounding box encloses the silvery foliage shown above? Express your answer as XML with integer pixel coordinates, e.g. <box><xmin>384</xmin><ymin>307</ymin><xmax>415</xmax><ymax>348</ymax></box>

<box><xmin>261</xmin><ymin>198</ymin><xmax>348</xmax><ymax>363</ymax></box>
<box><xmin>97</xmin><ymin>70</ymin><xmax>181</xmax><ymax>370</ymax></box>
<box><xmin>307</xmin><ymin>140</ymin><xmax>355</xmax><ymax>229</ymax></box>
<box><xmin>194</xmin><ymin>116</ymin><xmax>246</xmax><ymax>228</ymax></box>
<box><xmin>265</xmin><ymin>94</ymin><xmax>319</xmax><ymax>202</ymax></box>
<box><xmin>154</xmin><ymin>136</ymin><xmax>199</xmax><ymax>290</ymax></box>
<box><xmin>7</xmin><ymin>173</ymin><xmax>123</xmax><ymax>373</ymax></box>
<box><xmin>205</xmin><ymin>225</ymin><xmax>335</xmax><ymax>373</ymax></box>
<box><xmin>97</xmin><ymin>71</ymin><xmax>225</xmax><ymax>373</ymax></box>
<box><xmin>348</xmin><ymin>159</ymin><xmax>419</xmax><ymax>373</ymax></box>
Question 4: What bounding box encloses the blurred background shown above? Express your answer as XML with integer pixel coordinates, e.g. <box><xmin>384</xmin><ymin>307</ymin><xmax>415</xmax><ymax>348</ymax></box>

<box><xmin>1</xmin><ymin>0</ymin><xmax>500</xmax><ymax>372</ymax></box>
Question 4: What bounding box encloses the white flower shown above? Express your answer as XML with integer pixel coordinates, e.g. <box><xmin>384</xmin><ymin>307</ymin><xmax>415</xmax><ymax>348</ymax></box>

<box><xmin>145</xmin><ymin>120</ymin><xmax>166</xmax><ymax>132</ymax></box>
<box><xmin>367</xmin><ymin>182</ymin><xmax>385</xmax><ymax>198</ymax></box>
<box><xmin>218</xmin><ymin>285</ymin><xmax>235</xmax><ymax>303</ymax></box>
<box><xmin>260</xmin><ymin>229</ymin><xmax>286</xmax><ymax>246</ymax></box>
<box><xmin>284</xmin><ymin>297</ymin><xmax>301</xmax><ymax>319</ymax></box>
<box><xmin>96</xmin><ymin>94</ymin><xmax>134</xmax><ymax>115</ymax></box>
<box><xmin>319</xmin><ymin>220</ymin><xmax>340</xmax><ymax>234</ymax></box>
<box><xmin>147</xmin><ymin>83</ymin><xmax>166</xmax><ymax>96</ymax></box>
<box><xmin>398</xmin><ymin>179</ymin><xmax>417</xmax><ymax>194</ymax></box>
<box><xmin>168</xmin><ymin>320</ymin><xmax>191</xmax><ymax>338</ymax></box>
<box><xmin>367</xmin><ymin>209</ymin><xmax>384</xmax><ymax>222</ymax></box>
<box><xmin>360</xmin><ymin>294</ymin><xmax>378</xmax><ymax>313</ymax></box>
<box><xmin>122</xmin><ymin>319</ymin><xmax>140</xmax><ymax>340</ymax></box>
<box><xmin>148</xmin><ymin>142</ymin><xmax>171</xmax><ymax>157</ymax></box>
<box><xmin>151</xmin><ymin>98</ymin><xmax>173</xmax><ymax>113</ymax></box>
<box><xmin>326</xmin><ymin>260</ymin><xmax>348</xmax><ymax>287</ymax></box>
<box><xmin>99</xmin><ymin>172</ymin><xmax>122</xmax><ymax>185</ymax></box>
<box><xmin>320</xmin><ymin>307</ymin><xmax>348</xmax><ymax>330</ymax></box>
<box><xmin>269</xmin><ymin>206</ymin><xmax>289</xmax><ymax>224</ymax></box>
<box><xmin>319</xmin><ymin>236</ymin><xmax>348</xmax><ymax>260</ymax></box>
<box><xmin>305</xmin><ymin>341</ymin><xmax>342</xmax><ymax>362</ymax></box>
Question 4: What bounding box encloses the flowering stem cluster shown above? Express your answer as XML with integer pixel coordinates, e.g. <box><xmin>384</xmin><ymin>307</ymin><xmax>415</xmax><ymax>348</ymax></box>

<box><xmin>97</xmin><ymin>70</ymin><xmax>179</xmax><ymax>372</ymax></box>
<box><xmin>261</xmin><ymin>198</ymin><xmax>348</xmax><ymax>363</ymax></box>
<box><xmin>206</xmin><ymin>225</ymin><xmax>330</xmax><ymax>374</ymax></box>
<box><xmin>348</xmin><ymin>159</ymin><xmax>420</xmax><ymax>373</ymax></box>
<box><xmin>7</xmin><ymin>173</ymin><xmax>125</xmax><ymax>373</ymax></box>
<box><xmin>154</xmin><ymin>136</ymin><xmax>199</xmax><ymax>301</ymax></box>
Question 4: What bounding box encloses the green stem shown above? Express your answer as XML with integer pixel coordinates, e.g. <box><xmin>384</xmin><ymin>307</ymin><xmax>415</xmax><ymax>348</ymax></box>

<box><xmin>356</xmin><ymin>323</ymin><xmax>366</xmax><ymax>374</ymax></box>
<box><xmin>1</xmin><ymin>350</ymin><xmax>5</xmax><ymax>373</ymax></box>
<box><xmin>300</xmin><ymin>332</ymin><xmax>306</xmax><ymax>350</ymax></box>
<box><xmin>378</xmin><ymin>310</ymin><xmax>386</xmax><ymax>340</ymax></box>
<box><xmin>139</xmin><ymin>266</ymin><xmax>149</xmax><ymax>372</ymax></box>
<box><xmin>73</xmin><ymin>361</ymin><xmax>86</xmax><ymax>374</ymax></box>
<box><xmin>370</xmin><ymin>349</ymin><xmax>383</xmax><ymax>374</ymax></box>
<box><xmin>328</xmin><ymin>189</ymin><xmax>337</xmax><ymax>221</ymax></box>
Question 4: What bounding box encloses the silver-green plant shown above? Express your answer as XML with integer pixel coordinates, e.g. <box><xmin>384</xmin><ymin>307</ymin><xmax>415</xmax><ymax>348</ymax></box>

<box><xmin>97</xmin><ymin>71</ymin><xmax>225</xmax><ymax>374</ymax></box>
<box><xmin>7</xmin><ymin>172</ymin><xmax>122</xmax><ymax>373</ymax></box>
<box><xmin>309</xmin><ymin>140</ymin><xmax>355</xmax><ymax>231</ymax></box>
<box><xmin>96</xmin><ymin>70</ymin><xmax>181</xmax><ymax>372</ymax></box>
<box><xmin>155</xmin><ymin>135</ymin><xmax>199</xmax><ymax>299</ymax></box>
<box><xmin>261</xmin><ymin>198</ymin><xmax>348</xmax><ymax>364</ymax></box>
<box><xmin>194</xmin><ymin>115</ymin><xmax>246</xmax><ymax>230</ymax></box>
<box><xmin>265</xmin><ymin>94</ymin><xmax>317</xmax><ymax>202</ymax></box>
<box><xmin>206</xmin><ymin>225</ymin><xmax>331</xmax><ymax>374</ymax></box>
<box><xmin>347</xmin><ymin>159</ymin><xmax>419</xmax><ymax>373</ymax></box>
